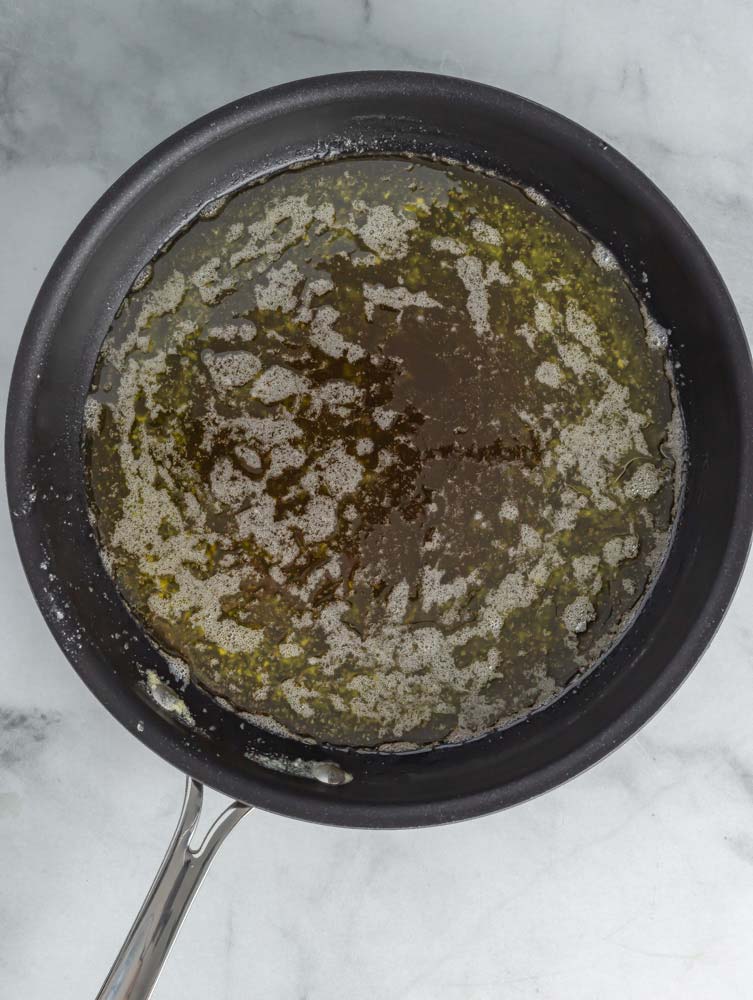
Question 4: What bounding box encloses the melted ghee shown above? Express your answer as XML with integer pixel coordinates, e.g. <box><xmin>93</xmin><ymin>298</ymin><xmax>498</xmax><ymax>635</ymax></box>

<box><xmin>84</xmin><ymin>156</ymin><xmax>683</xmax><ymax>749</ymax></box>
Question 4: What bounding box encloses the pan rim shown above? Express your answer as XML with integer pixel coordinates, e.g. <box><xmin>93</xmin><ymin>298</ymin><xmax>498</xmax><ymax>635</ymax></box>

<box><xmin>6</xmin><ymin>70</ymin><xmax>753</xmax><ymax>828</ymax></box>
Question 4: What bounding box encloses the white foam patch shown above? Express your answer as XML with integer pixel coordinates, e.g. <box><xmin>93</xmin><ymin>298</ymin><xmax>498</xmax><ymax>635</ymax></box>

<box><xmin>455</xmin><ymin>256</ymin><xmax>511</xmax><ymax>338</ymax></box>
<box><xmin>131</xmin><ymin>264</ymin><xmax>153</xmax><ymax>292</ymax></box>
<box><xmin>641</xmin><ymin>303</ymin><xmax>670</xmax><ymax>350</ymax></box>
<box><xmin>317</xmin><ymin>442</ymin><xmax>363</xmax><ymax>500</ymax></box>
<box><xmin>431</xmin><ymin>236</ymin><xmax>467</xmax><ymax>256</ymax></box>
<box><xmin>624</xmin><ymin>463</ymin><xmax>662</xmax><ymax>499</ymax></box>
<box><xmin>268</xmin><ymin>442</ymin><xmax>307</xmax><ymax>476</ymax></box>
<box><xmin>199</xmin><ymin>195</ymin><xmax>229</xmax><ymax>219</ymax></box>
<box><xmin>210</xmin><ymin>457</ymin><xmax>258</xmax><ymax>507</ymax></box>
<box><xmin>84</xmin><ymin>397</ymin><xmax>102</xmax><ymax>433</ymax></box>
<box><xmin>535</xmin><ymin>361</ymin><xmax>563</xmax><ymax>388</ymax></box>
<box><xmin>591</xmin><ymin>243</ymin><xmax>619</xmax><ymax>271</ymax></box>
<box><xmin>517</xmin><ymin>323</ymin><xmax>537</xmax><ymax>350</ymax></box>
<box><xmin>237</xmin><ymin>499</ymin><xmax>299</xmax><ymax>566</ymax></box>
<box><xmin>470</xmin><ymin>216</ymin><xmax>502</xmax><ymax>245</ymax></box>
<box><xmin>207</xmin><ymin>321</ymin><xmax>256</xmax><ymax>343</ymax></box>
<box><xmin>299</xmin><ymin>495</ymin><xmax>338</xmax><ymax>543</ymax></box>
<box><xmin>135</xmin><ymin>271</ymin><xmax>186</xmax><ymax>333</ymax></box>
<box><xmin>310</xmin><ymin>306</ymin><xmax>366</xmax><ymax>362</ymax></box>
<box><xmin>252</xmin><ymin>365</ymin><xmax>311</xmax><ymax>404</ymax></box>
<box><xmin>524</xmin><ymin>185</ymin><xmax>549</xmax><ymax>207</ymax></box>
<box><xmin>230</xmin><ymin>195</ymin><xmax>314</xmax><ymax>268</ymax></box>
<box><xmin>202</xmin><ymin>349</ymin><xmax>261</xmax><ymax>389</ymax></box>
<box><xmin>352</xmin><ymin>200</ymin><xmax>416</xmax><ymax>259</ymax></box>
<box><xmin>572</xmin><ymin>555</ymin><xmax>600</xmax><ymax>583</ymax></box>
<box><xmin>225</xmin><ymin>221</ymin><xmax>245</xmax><ymax>243</ymax></box>
<box><xmin>554</xmin><ymin>377</ymin><xmax>648</xmax><ymax>511</ymax></box>
<box><xmin>420</xmin><ymin>566</ymin><xmax>478</xmax><ymax>614</ymax></box>
<box><xmin>565</xmin><ymin>302</ymin><xmax>603</xmax><ymax>355</ymax></box>
<box><xmin>518</xmin><ymin>525</ymin><xmax>542</xmax><ymax>551</ymax></box>
<box><xmin>311</xmin><ymin>380</ymin><xmax>362</xmax><ymax>416</ymax></box>
<box><xmin>499</xmin><ymin>500</ymin><xmax>519</xmax><ymax>522</ymax></box>
<box><xmin>534</xmin><ymin>300</ymin><xmax>557</xmax><ymax>334</ymax></box>
<box><xmin>255</xmin><ymin>260</ymin><xmax>303</xmax><ymax>313</ymax></box>
<box><xmin>602</xmin><ymin>535</ymin><xmax>639</xmax><ymax>567</ymax></box>
<box><xmin>373</xmin><ymin>407</ymin><xmax>398</xmax><ymax>430</ymax></box>
<box><xmin>363</xmin><ymin>283</ymin><xmax>441</xmax><ymax>322</ymax></box>
<box><xmin>191</xmin><ymin>257</ymin><xmax>237</xmax><ymax>305</ymax></box>
<box><xmin>562</xmin><ymin>596</ymin><xmax>596</xmax><ymax>634</ymax></box>
<box><xmin>296</xmin><ymin>276</ymin><xmax>335</xmax><ymax>322</ymax></box>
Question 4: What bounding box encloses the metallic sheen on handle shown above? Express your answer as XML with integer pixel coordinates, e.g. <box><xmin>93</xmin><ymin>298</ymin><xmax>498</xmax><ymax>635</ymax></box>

<box><xmin>96</xmin><ymin>778</ymin><xmax>251</xmax><ymax>1000</ymax></box>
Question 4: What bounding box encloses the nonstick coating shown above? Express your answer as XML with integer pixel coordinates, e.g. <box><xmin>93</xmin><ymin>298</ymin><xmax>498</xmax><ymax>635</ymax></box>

<box><xmin>6</xmin><ymin>72</ymin><xmax>753</xmax><ymax>828</ymax></box>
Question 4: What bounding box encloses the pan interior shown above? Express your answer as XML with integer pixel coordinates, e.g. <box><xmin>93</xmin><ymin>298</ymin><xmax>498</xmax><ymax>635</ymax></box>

<box><xmin>84</xmin><ymin>153</ymin><xmax>682</xmax><ymax>753</ymax></box>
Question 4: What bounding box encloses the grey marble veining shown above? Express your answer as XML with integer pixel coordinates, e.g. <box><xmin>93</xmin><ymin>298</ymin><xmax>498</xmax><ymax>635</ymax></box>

<box><xmin>1</xmin><ymin>2</ymin><xmax>753</xmax><ymax>997</ymax></box>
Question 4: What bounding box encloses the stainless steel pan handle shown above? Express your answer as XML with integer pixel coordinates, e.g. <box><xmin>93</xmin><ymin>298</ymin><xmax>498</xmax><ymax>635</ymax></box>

<box><xmin>96</xmin><ymin>778</ymin><xmax>250</xmax><ymax>1000</ymax></box>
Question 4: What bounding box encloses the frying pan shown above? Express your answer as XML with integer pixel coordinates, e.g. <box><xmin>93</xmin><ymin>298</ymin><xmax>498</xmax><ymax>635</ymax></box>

<box><xmin>6</xmin><ymin>72</ymin><xmax>753</xmax><ymax>999</ymax></box>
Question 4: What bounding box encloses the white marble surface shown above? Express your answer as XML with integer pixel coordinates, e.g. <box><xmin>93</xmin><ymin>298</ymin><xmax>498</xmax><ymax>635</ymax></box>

<box><xmin>2</xmin><ymin>1</ymin><xmax>753</xmax><ymax>997</ymax></box>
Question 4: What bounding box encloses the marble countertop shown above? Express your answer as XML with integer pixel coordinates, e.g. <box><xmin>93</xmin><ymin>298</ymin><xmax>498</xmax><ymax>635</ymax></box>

<box><xmin>2</xmin><ymin>2</ymin><xmax>753</xmax><ymax>997</ymax></box>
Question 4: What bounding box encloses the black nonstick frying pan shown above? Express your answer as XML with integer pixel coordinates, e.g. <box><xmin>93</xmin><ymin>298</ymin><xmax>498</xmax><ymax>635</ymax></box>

<box><xmin>7</xmin><ymin>72</ymin><xmax>753</xmax><ymax>998</ymax></box>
